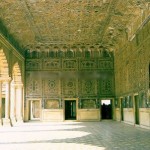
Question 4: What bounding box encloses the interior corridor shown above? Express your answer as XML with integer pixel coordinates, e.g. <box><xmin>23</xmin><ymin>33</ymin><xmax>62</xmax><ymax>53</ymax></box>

<box><xmin>0</xmin><ymin>121</ymin><xmax>150</xmax><ymax>150</ymax></box>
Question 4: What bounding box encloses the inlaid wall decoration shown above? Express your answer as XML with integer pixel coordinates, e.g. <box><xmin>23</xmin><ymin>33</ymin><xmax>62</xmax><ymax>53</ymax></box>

<box><xmin>44</xmin><ymin>99</ymin><xmax>59</xmax><ymax>109</ymax></box>
<box><xmin>26</xmin><ymin>78</ymin><xmax>42</xmax><ymax>97</ymax></box>
<box><xmin>42</xmin><ymin>59</ymin><xmax>61</xmax><ymax>70</ymax></box>
<box><xmin>81</xmin><ymin>99</ymin><xmax>97</xmax><ymax>109</ymax></box>
<box><xmin>26</xmin><ymin>60</ymin><xmax>41</xmax><ymax>70</ymax></box>
<box><xmin>80</xmin><ymin>80</ymin><xmax>97</xmax><ymax>96</ymax></box>
<box><xmin>115</xmin><ymin>20</ymin><xmax>150</xmax><ymax>103</ymax></box>
<box><xmin>98</xmin><ymin>60</ymin><xmax>113</xmax><ymax>69</ymax></box>
<box><xmin>80</xmin><ymin>60</ymin><xmax>97</xmax><ymax>69</ymax></box>
<box><xmin>62</xmin><ymin>59</ymin><xmax>77</xmax><ymax>70</ymax></box>
<box><xmin>43</xmin><ymin>79</ymin><xmax>60</xmax><ymax>97</ymax></box>
<box><xmin>25</xmin><ymin>48</ymin><xmax>115</xmax><ymax>102</ymax></box>
<box><xmin>62</xmin><ymin>79</ymin><xmax>77</xmax><ymax>96</ymax></box>
<box><xmin>99</xmin><ymin>78</ymin><xmax>114</xmax><ymax>95</ymax></box>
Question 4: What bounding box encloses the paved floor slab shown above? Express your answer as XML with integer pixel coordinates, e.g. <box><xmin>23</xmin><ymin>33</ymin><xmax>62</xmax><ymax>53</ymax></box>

<box><xmin>0</xmin><ymin>121</ymin><xmax>150</xmax><ymax>150</ymax></box>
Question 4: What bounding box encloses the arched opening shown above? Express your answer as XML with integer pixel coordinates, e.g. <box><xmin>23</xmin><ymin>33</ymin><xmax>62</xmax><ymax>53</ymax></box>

<box><xmin>0</xmin><ymin>48</ymin><xmax>10</xmax><ymax>125</ymax></box>
<box><xmin>11</xmin><ymin>62</ymin><xmax>23</xmax><ymax>124</ymax></box>
<box><xmin>101</xmin><ymin>99</ymin><xmax>112</xmax><ymax>119</ymax></box>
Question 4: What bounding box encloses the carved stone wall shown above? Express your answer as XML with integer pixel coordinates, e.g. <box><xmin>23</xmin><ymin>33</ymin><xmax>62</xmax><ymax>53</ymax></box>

<box><xmin>115</xmin><ymin>19</ymin><xmax>150</xmax><ymax>108</ymax></box>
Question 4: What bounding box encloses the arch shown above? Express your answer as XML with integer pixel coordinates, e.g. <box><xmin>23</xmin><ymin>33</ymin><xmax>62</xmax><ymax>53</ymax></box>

<box><xmin>85</xmin><ymin>50</ymin><xmax>91</xmax><ymax>58</ymax></box>
<box><xmin>0</xmin><ymin>48</ymin><xmax>9</xmax><ymax>78</ymax></box>
<box><xmin>66</xmin><ymin>50</ymin><xmax>74</xmax><ymax>58</ymax></box>
<box><xmin>12</xmin><ymin>62</ymin><xmax>22</xmax><ymax>84</ymax></box>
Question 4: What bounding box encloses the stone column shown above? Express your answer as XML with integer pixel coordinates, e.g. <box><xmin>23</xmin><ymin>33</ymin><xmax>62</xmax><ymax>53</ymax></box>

<box><xmin>3</xmin><ymin>80</ymin><xmax>11</xmax><ymax>126</ymax></box>
<box><xmin>10</xmin><ymin>83</ymin><xmax>16</xmax><ymax>125</ymax></box>
<box><xmin>16</xmin><ymin>84</ymin><xmax>23</xmax><ymax>123</ymax></box>
<box><xmin>0</xmin><ymin>81</ymin><xmax>2</xmax><ymax>125</ymax></box>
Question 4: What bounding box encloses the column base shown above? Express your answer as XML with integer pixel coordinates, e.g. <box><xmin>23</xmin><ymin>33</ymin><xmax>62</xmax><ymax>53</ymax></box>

<box><xmin>16</xmin><ymin>117</ymin><xmax>23</xmax><ymax>125</ymax></box>
<box><xmin>11</xmin><ymin>117</ymin><xmax>17</xmax><ymax>126</ymax></box>
<box><xmin>2</xmin><ymin>118</ymin><xmax>11</xmax><ymax>126</ymax></box>
<box><xmin>0</xmin><ymin>119</ymin><xmax>2</xmax><ymax>126</ymax></box>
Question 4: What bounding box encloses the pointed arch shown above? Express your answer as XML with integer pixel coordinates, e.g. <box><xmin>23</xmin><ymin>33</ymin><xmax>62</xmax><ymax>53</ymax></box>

<box><xmin>0</xmin><ymin>48</ymin><xmax>9</xmax><ymax>78</ymax></box>
<box><xmin>12</xmin><ymin>62</ymin><xmax>22</xmax><ymax>84</ymax></box>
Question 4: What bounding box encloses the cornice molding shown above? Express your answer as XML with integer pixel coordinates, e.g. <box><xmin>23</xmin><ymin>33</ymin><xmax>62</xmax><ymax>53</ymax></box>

<box><xmin>0</xmin><ymin>33</ymin><xmax>24</xmax><ymax>61</ymax></box>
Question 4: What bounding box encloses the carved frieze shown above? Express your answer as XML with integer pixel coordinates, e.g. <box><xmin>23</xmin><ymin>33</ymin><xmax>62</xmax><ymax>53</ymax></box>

<box><xmin>98</xmin><ymin>60</ymin><xmax>113</xmax><ymax>69</ymax></box>
<box><xmin>62</xmin><ymin>59</ymin><xmax>77</xmax><ymax>70</ymax></box>
<box><xmin>26</xmin><ymin>60</ymin><xmax>41</xmax><ymax>70</ymax></box>
<box><xmin>42</xmin><ymin>59</ymin><xmax>61</xmax><ymax>70</ymax></box>
<box><xmin>79</xmin><ymin>60</ymin><xmax>97</xmax><ymax>69</ymax></box>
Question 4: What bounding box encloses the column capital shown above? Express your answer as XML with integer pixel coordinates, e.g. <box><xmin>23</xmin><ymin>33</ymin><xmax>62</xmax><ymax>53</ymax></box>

<box><xmin>15</xmin><ymin>83</ymin><xmax>23</xmax><ymax>88</ymax></box>
<box><xmin>0</xmin><ymin>77</ymin><xmax>12</xmax><ymax>83</ymax></box>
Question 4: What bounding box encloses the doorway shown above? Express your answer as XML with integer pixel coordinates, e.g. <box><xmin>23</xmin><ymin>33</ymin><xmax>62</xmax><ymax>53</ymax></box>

<box><xmin>65</xmin><ymin>100</ymin><xmax>76</xmax><ymax>120</ymax></box>
<box><xmin>120</xmin><ymin>98</ymin><xmax>124</xmax><ymax>121</ymax></box>
<box><xmin>29</xmin><ymin>100</ymin><xmax>41</xmax><ymax>120</ymax></box>
<box><xmin>2</xmin><ymin>98</ymin><xmax>5</xmax><ymax>118</ymax></box>
<box><xmin>101</xmin><ymin>99</ymin><xmax>112</xmax><ymax>119</ymax></box>
<box><xmin>134</xmin><ymin>95</ymin><xmax>139</xmax><ymax>125</ymax></box>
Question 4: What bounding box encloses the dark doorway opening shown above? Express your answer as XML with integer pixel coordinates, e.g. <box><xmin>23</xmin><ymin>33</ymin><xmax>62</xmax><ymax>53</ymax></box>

<box><xmin>101</xmin><ymin>100</ymin><xmax>112</xmax><ymax>119</ymax></box>
<box><xmin>121</xmin><ymin>98</ymin><xmax>124</xmax><ymax>121</ymax></box>
<box><xmin>134</xmin><ymin>95</ymin><xmax>139</xmax><ymax>125</ymax></box>
<box><xmin>2</xmin><ymin>98</ymin><xmax>5</xmax><ymax>118</ymax></box>
<box><xmin>65</xmin><ymin>100</ymin><xmax>76</xmax><ymax>120</ymax></box>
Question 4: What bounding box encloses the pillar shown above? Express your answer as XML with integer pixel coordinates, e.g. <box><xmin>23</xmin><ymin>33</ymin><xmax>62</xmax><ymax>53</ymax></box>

<box><xmin>16</xmin><ymin>84</ymin><xmax>23</xmax><ymax>123</ymax></box>
<box><xmin>3</xmin><ymin>80</ymin><xmax>11</xmax><ymax>126</ymax></box>
<box><xmin>10</xmin><ymin>83</ymin><xmax>16</xmax><ymax>125</ymax></box>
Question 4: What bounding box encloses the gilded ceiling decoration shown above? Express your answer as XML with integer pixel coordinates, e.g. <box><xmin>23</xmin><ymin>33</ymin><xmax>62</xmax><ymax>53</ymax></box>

<box><xmin>0</xmin><ymin>0</ymin><xmax>149</xmax><ymax>51</ymax></box>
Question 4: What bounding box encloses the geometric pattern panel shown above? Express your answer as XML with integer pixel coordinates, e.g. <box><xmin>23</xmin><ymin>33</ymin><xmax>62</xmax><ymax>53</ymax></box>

<box><xmin>43</xmin><ymin>59</ymin><xmax>61</xmax><ymax>70</ymax></box>
<box><xmin>26</xmin><ymin>77</ymin><xmax>42</xmax><ymax>97</ymax></box>
<box><xmin>26</xmin><ymin>60</ymin><xmax>41</xmax><ymax>70</ymax></box>
<box><xmin>99</xmin><ymin>78</ymin><xmax>114</xmax><ymax>95</ymax></box>
<box><xmin>80</xmin><ymin>60</ymin><xmax>97</xmax><ymax>69</ymax></box>
<box><xmin>62</xmin><ymin>79</ymin><xmax>77</xmax><ymax>97</ymax></box>
<box><xmin>62</xmin><ymin>59</ymin><xmax>77</xmax><ymax>70</ymax></box>
<box><xmin>80</xmin><ymin>80</ymin><xmax>97</xmax><ymax>96</ymax></box>
<box><xmin>98</xmin><ymin>60</ymin><xmax>113</xmax><ymax>69</ymax></box>
<box><xmin>43</xmin><ymin>79</ymin><xmax>60</xmax><ymax>97</ymax></box>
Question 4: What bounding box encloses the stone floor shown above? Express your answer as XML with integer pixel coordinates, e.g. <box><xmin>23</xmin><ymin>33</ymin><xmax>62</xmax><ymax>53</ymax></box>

<box><xmin>0</xmin><ymin>120</ymin><xmax>150</xmax><ymax>150</ymax></box>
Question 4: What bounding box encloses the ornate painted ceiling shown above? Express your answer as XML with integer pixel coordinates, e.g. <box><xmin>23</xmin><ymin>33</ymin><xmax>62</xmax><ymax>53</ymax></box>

<box><xmin>0</xmin><ymin>0</ymin><xmax>150</xmax><ymax>51</ymax></box>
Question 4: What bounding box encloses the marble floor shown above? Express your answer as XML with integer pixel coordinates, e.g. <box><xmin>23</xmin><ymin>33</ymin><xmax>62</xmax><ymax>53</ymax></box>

<box><xmin>0</xmin><ymin>121</ymin><xmax>150</xmax><ymax>150</ymax></box>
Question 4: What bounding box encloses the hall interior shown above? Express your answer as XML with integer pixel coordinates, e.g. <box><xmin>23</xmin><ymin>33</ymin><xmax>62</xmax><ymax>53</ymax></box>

<box><xmin>0</xmin><ymin>0</ymin><xmax>150</xmax><ymax>129</ymax></box>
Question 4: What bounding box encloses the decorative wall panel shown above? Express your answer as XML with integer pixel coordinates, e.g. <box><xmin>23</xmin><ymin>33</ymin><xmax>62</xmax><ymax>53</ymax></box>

<box><xmin>98</xmin><ymin>60</ymin><xmax>113</xmax><ymax>69</ymax></box>
<box><xmin>43</xmin><ymin>79</ymin><xmax>60</xmax><ymax>97</ymax></box>
<box><xmin>80</xmin><ymin>80</ymin><xmax>97</xmax><ymax>96</ymax></box>
<box><xmin>42</xmin><ymin>59</ymin><xmax>61</xmax><ymax>70</ymax></box>
<box><xmin>80</xmin><ymin>60</ymin><xmax>97</xmax><ymax>70</ymax></box>
<box><xmin>62</xmin><ymin>59</ymin><xmax>77</xmax><ymax>70</ymax></box>
<box><xmin>99</xmin><ymin>77</ymin><xmax>114</xmax><ymax>96</ymax></box>
<box><xmin>44</xmin><ymin>100</ymin><xmax>59</xmax><ymax>109</ymax></box>
<box><xmin>26</xmin><ymin>60</ymin><xmax>41</xmax><ymax>70</ymax></box>
<box><xmin>26</xmin><ymin>73</ymin><xmax>42</xmax><ymax>97</ymax></box>
<box><xmin>25</xmin><ymin>49</ymin><xmax>115</xmax><ymax>103</ymax></box>
<box><xmin>81</xmin><ymin>99</ymin><xmax>97</xmax><ymax>109</ymax></box>
<box><xmin>62</xmin><ymin>79</ymin><xmax>77</xmax><ymax>97</ymax></box>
